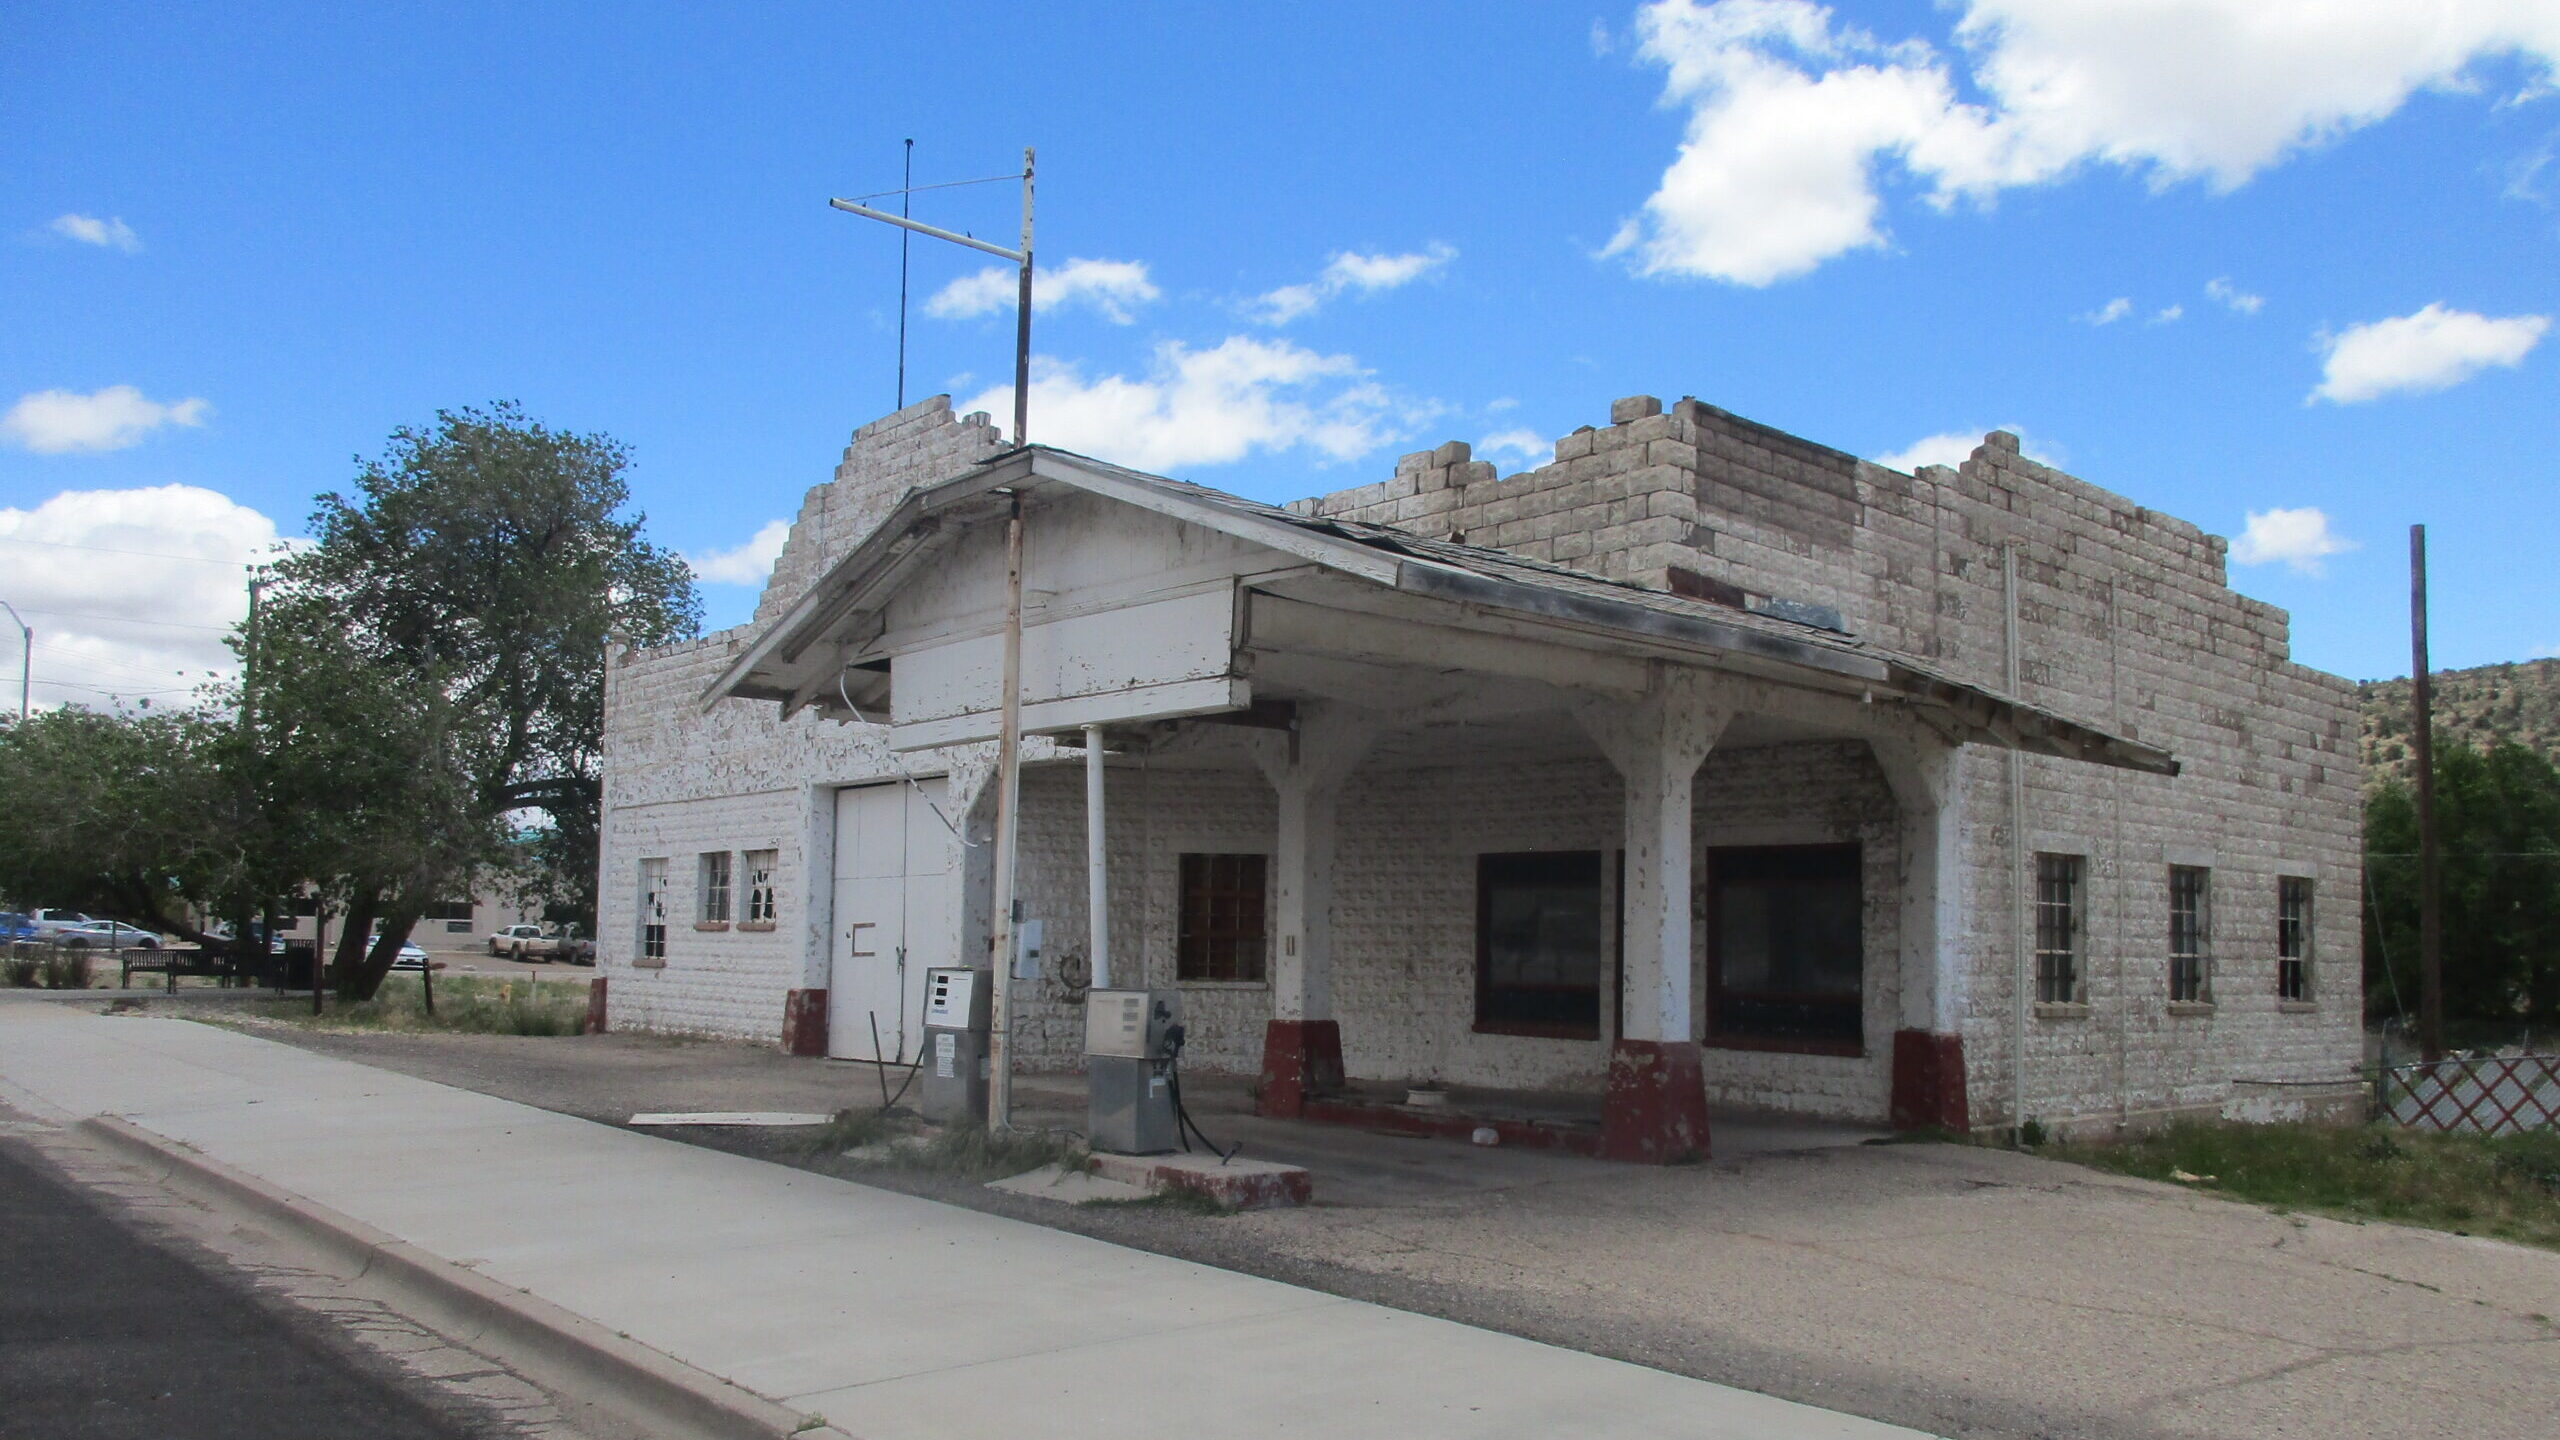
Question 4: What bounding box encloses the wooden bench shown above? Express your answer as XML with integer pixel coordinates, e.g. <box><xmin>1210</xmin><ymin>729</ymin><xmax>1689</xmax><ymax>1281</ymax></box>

<box><xmin>119</xmin><ymin>950</ymin><xmax>250</xmax><ymax>993</ymax></box>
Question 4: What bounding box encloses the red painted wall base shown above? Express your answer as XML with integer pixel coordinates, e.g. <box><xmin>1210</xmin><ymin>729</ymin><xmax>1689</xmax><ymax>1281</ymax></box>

<box><xmin>1257</xmin><ymin>1019</ymin><xmax>1346</xmax><ymax>1118</ymax></box>
<box><xmin>1602</xmin><ymin>1039</ymin><xmax>1712</xmax><ymax>1163</ymax></box>
<box><xmin>782</xmin><ymin>988</ymin><xmax>829</xmax><ymax>1057</ymax></box>
<box><xmin>1889</xmin><ymin>1029</ymin><xmax>1970</xmax><ymax>1131</ymax></box>
<box><xmin>583</xmin><ymin>976</ymin><xmax>609</xmax><ymax>1036</ymax></box>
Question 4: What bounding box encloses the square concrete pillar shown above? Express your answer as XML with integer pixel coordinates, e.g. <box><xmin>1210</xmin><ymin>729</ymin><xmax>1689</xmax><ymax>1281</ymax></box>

<box><xmin>1871</xmin><ymin>733</ymin><xmax>1972</xmax><ymax>1131</ymax></box>
<box><xmin>1249</xmin><ymin>707</ymin><xmax>1381</xmax><ymax>1117</ymax></box>
<box><xmin>1577</xmin><ymin>670</ymin><xmax>1726</xmax><ymax>1162</ymax></box>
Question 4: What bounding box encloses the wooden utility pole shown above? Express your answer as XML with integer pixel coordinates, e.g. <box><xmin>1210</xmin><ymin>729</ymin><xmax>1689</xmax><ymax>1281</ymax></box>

<box><xmin>2410</xmin><ymin>525</ymin><xmax>2443</xmax><ymax>1062</ymax></box>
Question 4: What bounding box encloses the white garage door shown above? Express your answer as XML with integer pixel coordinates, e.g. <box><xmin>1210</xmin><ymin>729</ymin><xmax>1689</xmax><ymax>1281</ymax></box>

<box><xmin>828</xmin><ymin>779</ymin><xmax>962</xmax><ymax>1063</ymax></box>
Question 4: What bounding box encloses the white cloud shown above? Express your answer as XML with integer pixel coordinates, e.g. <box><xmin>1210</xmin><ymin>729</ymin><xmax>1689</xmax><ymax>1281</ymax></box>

<box><xmin>2150</xmin><ymin>303</ymin><xmax>2184</xmax><ymax>324</ymax></box>
<box><xmin>0</xmin><ymin>486</ymin><xmax>287</xmax><ymax>710</ymax></box>
<box><xmin>2312</xmin><ymin>303</ymin><xmax>2548</xmax><ymax>403</ymax></box>
<box><xmin>684</xmin><ymin>519</ymin><xmax>790</xmax><ymax>587</ymax></box>
<box><xmin>925</xmin><ymin>257</ymin><xmax>1160</xmax><ymax>324</ymax></box>
<box><xmin>1611</xmin><ymin>0</ymin><xmax>2560</xmax><ymax>285</ymax></box>
<box><xmin>49</xmin><ymin>214</ymin><xmax>141</xmax><ymax>252</ymax></box>
<box><xmin>2080</xmin><ymin>296</ymin><xmax>2132</xmax><ymax>325</ymax></box>
<box><xmin>1479</xmin><ymin>428</ymin><xmax>1550</xmax><ymax>466</ymax></box>
<box><xmin>2205</xmin><ymin>276</ymin><xmax>2264</xmax><ymax>314</ymax></box>
<box><xmin>1253</xmin><ymin>243</ymin><xmax>1456</xmax><ymax>324</ymax></box>
<box><xmin>2229</xmin><ymin>506</ymin><xmax>2356</xmax><ymax>575</ymax></box>
<box><xmin>961</xmin><ymin>336</ymin><xmax>1403</xmax><ymax>472</ymax></box>
<box><xmin>2</xmin><ymin>386</ymin><xmax>212</xmax><ymax>454</ymax></box>
<box><xmin>1874</xmin><ymin>426</ymin><xmax>2058</xmax><ymax>472</ymax></box>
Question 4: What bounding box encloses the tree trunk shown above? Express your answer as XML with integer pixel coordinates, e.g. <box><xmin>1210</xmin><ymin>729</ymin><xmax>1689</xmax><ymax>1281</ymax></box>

<box><xmin>331</xmin><ymin>887</ymin><xmax>381</xmax><ymax>998</ymax></box>
<box><xmin>338</xmin><ymin>905</ymin><xmax>422</xmax><ymax>1001</ymax></box>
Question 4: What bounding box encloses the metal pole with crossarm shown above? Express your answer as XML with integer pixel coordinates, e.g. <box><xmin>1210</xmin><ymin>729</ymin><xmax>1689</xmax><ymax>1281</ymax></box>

<box><xmin>830</xmin><ymin>146</ymin><xmax>1033</xmax><ymax>445</ymax></box>
<box><xmin>829</xmin><ymin>149</ymin><xmax>1036</xmax><ymax>1128</ymax></box>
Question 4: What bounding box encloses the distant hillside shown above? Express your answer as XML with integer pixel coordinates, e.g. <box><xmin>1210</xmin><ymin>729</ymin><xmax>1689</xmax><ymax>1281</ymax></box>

<box><xmin>2360</xmin><ymin>657</ymin><xmax>2560</xmax><ymax>788</ymax></box>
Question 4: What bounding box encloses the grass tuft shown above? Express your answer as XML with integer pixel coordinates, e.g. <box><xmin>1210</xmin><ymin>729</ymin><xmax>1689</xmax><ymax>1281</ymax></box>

<box><xmin>832</xmin><ymin>1115</ymin><xmax>1087</xmax><ymax>1181</ymax></box>
<box><xmin>2052</xmin><ymin>1120</ymin><xmax>2560</xmax><ymax>1251</ymax></box>
<box><xmin>243</xmin><ymin>975</ymin><xmax>588</xmax><ymax>1036</ymax></box>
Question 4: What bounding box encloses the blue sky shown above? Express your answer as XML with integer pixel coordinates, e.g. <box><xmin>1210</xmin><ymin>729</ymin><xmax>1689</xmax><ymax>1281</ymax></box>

<box><xmin>4</xmin><ymin>2</ymin><xmax>2555</xmax><ymax>709</ymax></box>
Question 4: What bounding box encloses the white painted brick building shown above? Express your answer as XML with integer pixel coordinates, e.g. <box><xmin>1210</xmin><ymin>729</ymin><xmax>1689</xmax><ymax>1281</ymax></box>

<box><xmin>598</xmin><ymin>391</ymin><xmax>2362</xmax><ymax>1153</ymax></box>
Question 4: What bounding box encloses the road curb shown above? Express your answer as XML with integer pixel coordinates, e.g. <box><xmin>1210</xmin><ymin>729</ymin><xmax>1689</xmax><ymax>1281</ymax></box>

<box><xmin>78</xmin><ymin>1115</ymin><xmax>852</xmax><ymax>1440</ymax></box>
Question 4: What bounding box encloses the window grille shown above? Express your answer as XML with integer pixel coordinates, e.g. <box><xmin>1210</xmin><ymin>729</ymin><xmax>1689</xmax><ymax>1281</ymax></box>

<box><xmin>2169</xmin><ymin>865</ymin><xmax>2210</xmax><ymax>1003</ymax></box>
<box><xmin>1178</xmin><ymin>854</ymin><xmax>1267</xmax><ymax>982</ymax></box>
<box><xmin>2277</xmin><ymin>876</ymin><xmax>2311</xmax><ymax>1002</ymax></box>
<box><xmin>640</xmin><ymin>860</ymin><xmax>668</xmax><ymax>961</ymax></box>
<box><xmin>2034</xmin><ymin>854</ymin><xmax>2082</xmax><ymax>1004</ymax></box>
<box><xmin>744</xmin><ymin>850</ymin><xmax>778</xmax><ymax>925</ymax></box>
<box><xmin>699</xmin><ymin>851</ymin><xmax>732</xmax><ymax>924</ymax></box>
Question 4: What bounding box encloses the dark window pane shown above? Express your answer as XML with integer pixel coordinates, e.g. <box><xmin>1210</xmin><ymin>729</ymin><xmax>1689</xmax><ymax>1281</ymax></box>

<box><xmin>1709</xmin><ymin>845</ymin><xmax>1863</xmax><ymax>1045</ymax></box>
<box><xmin>1178</xmin><ymin>853</ymin><xmax>1267</xmax><ymax>982</ymax></box>
<box><xmin>1476</xmin><ymin>852</ymin><xmax>1603</xmax><ymax>1036</ymax></box>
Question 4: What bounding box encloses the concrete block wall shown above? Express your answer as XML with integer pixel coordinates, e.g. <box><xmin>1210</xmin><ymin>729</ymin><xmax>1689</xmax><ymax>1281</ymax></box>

<box><xmin>1302</xmin><ymin>395</ymin><xmax>2364</xmax><ymax>1132</ymax></box>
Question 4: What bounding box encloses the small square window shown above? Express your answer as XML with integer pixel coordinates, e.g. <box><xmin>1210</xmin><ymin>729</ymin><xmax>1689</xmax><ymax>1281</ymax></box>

<box><xmin>2169</xmin><ymin>865</ymin><xmax>2211</xmax><ymax>1003</ymax></box>
<box><xmin>699</xmin><ymin>851</ymin><xmax>732</xmax><ymax>924</ymax></box>
<box><xmin>2277</xmin><ymin>876</ymin><xmax>2312</xmax><ymax>1002</ymax></box>
<box><xmin>744</xmin><ymin>850</ymin><xmax>778</xmax><ymax>925</ymax></box>
<box><xmin>1178</xmin><ymin>854</ymin><xmax>1267</xmax><ymax>982</ymax></box>
<box><xmin>2035</xmin><ymin>854</ymin><xmax>2083</xmax><ymax>1004</ymax></box>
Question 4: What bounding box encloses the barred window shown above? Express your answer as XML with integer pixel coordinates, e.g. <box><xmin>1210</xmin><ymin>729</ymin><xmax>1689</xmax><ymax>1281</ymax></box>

<box><xmin>2034</xmin><ymin>854</ymin><xmax>2083</xmax><ymax>1004</ymax></box>
<box><xmin>744</xmin><ymin>850</ymin><xmax>779</xmax><ymax>925</ymax></box>
<box><xmin>2169</xmin><ymin>865</ymin><xmax>2211</xmax><ymax>1003</ymax></box>
<box><xmin>639</xmin><ymin>859</ymin><xmax>668</xmax><ymax>961</ymax></box>
<box><xmin>2277</xmin><ymin>877</ymin><xmax>2312</xmax><ymax>1002</ymax></box>
<box><xmin>698</xmin><ymin>851</ymin><xmax>732</xmax><ymax>924</ymax></box>
<box><xmin>1178</xmin><ymin>854</ymin><xmax>1267</xmax><ymax>982</ymax></box>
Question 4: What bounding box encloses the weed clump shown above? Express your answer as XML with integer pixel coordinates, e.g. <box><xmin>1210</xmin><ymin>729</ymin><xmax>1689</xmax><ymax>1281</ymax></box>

<box><xmin>2052</xmin><ymin>1120</ymin><xmax>2560</xmax><ymax>1251</ymax></box>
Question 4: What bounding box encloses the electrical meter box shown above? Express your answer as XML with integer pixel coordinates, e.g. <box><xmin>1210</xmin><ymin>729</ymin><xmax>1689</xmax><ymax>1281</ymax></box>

<box><xmin>1085</xmin><ymin>987</ymin><xmax>1180</xmax><ymax>1154</ymax></box>
<box><xmin>919</xmin><ymin>967</ymin><xmax>991</xmax><ymax>1125</ymax></box>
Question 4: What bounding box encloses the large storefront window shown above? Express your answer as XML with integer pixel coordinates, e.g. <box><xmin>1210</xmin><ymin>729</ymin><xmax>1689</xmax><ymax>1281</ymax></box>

<box><xmin>1707</xmin><ymin>844</ymin><xmax>1864</xmax><ymax>1050</ymax></box>
<box><xmin>1475</xmin><ymin>851</ymin><xmax>1604</xmax><ymax>1039</ymax></box>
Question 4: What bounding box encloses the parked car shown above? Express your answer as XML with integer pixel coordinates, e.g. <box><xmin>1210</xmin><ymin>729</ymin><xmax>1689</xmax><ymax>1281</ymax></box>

<box><xmin>54</xmin><ymin>921</ymin><xmax>161</xmax><ymax>950</ymax></box>
<box><xmin>30</xmin><ymin>909</ymin><xmax>98</xmax><ymax>937</ymax></box>
<box><xmin>389</xmin><ymin>941</ymin><xmax>431</xmax><ymax>971</ymax></box>
<box><xmin>485</xmin><ymin>923</ymin><xmax>563</xmax><ymax>961</ymax></box>
<box><xmin>0</xmin><ymin>911</ymin><xmax>37</xmax><ymax>943</ymax></box>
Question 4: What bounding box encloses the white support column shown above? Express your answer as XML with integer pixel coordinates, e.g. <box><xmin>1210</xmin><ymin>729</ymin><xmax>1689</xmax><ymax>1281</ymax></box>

<box><xmin>1871</xmin><ymin>730</ymin><xmax>1974</xmax><ymax>1131</ymax></box>
<box><xmin>1084</xmin><ymin>725</ymin><xmax>1110</xmax><ymax>990</ymax></box>
<box><xmin>1248</xmin><ymin>704</ymin><xmax>1381</xmax><ymax>1115</ymax></box>
<box><xmin>1576</xmin><ymin>668</ymin><xmax>1725</xmax><ymax>1044</ymax></box>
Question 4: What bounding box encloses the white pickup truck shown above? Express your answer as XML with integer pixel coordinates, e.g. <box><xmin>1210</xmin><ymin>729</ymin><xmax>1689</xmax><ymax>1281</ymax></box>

<box><xmin>485</xmin><ymin>924</ymin><xmax>565</xmax><ymax>961</ymax></box>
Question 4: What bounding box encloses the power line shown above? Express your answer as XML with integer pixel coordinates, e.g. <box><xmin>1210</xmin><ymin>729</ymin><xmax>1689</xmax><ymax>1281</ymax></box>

<box><xmin>0</xmin><ymin>534</ymin><xmax>280</xmax><ymax>566</ymax></box>
<box><xmin>16</xmin><ymin>607</ymin><xmax>236</xmax><ymax>633</ymax></box>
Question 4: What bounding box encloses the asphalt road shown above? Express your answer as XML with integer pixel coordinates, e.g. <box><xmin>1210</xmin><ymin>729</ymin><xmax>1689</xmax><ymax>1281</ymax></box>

<box><xmin>0</xmin><ymin>1137</ymin><xmax>483</xmax><ymax>1440</ymax></box>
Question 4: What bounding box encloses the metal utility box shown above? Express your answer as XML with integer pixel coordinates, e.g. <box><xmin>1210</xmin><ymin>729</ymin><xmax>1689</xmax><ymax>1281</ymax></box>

<box><xmin>919</xmin><ymin>967</ymin><xmax>991</xmax><ymax>1125</ymax></box>
<box><xmin>1085</xmin><ymin>987</ymin><xmax>1180</xmax><ymax>1155</ymax></box>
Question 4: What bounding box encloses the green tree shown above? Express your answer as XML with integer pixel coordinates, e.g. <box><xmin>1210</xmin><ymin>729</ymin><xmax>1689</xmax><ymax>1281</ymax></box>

<box><xmin>0</xmin><ymin>707</ymin><xmax>249</xmax><ymax>943</ymax></box>
<box><xmin>2366</xmin><ymin>741</ymin><xmax>2560</xmax><ymax>1028</ymax></box>
<box><xmin>256</xmin><ymin>402</ymin><xmax>697</xmax><ymax>996</ymax></box>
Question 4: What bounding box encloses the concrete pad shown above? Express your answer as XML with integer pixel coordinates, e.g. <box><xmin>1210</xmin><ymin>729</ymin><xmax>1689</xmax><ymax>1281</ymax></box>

<box><xmin>1089</xmin><ymin>1150</ymin><xmax>1311</xmax><ymax>1209</ymax></box>
<box><xmin>988</xmin><ymin>1164</ymin><xmax>1152</xmax><ymax>1203</ymax></box>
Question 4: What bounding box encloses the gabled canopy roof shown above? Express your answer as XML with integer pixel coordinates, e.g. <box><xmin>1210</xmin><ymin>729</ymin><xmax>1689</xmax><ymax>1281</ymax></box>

<box><xmin>707</xmin><ymin>445</ymin><xmax>2177</xmax><ymax>776</ymax></box>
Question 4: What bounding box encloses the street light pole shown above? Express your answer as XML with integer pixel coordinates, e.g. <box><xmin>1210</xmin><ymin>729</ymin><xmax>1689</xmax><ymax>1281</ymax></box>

<box><xmin>0</xmin><ymin>599</ymin><xmax>29</xmax><ymax>720</ymax></box>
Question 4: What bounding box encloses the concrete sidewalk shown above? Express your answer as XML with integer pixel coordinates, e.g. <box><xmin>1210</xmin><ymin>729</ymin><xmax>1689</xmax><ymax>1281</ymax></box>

<box><xmin>0</xmin><ymin>999</ymin><xmax>1927</xmax><ymax>1440</ymax></box>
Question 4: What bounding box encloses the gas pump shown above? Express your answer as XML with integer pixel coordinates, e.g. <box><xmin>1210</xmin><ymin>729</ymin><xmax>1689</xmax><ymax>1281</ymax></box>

<box><xmin>919</xmin><ymin>967</ymin><xmax>991</xmax><ymax>1125</ymax></box>
<box><xmin>1084</xmin><ymin>988</ymin><xmax>1181</xmax><ymax>1154</ymax></box>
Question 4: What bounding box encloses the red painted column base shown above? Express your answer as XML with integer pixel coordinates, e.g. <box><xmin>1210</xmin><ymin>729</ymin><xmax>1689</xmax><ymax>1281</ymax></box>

<box><xmin>583</xmin><ymin>976</ymin><xmax>609</xmax><ymax>1036</ymax></box>
<box><xmin>782</xmin><ymin>988</ymin><xmax>829</xmax><ymax>1057</ymax></box>
<box><xmin>1257</xmin><ymin>1019</ymin><xmax>1346</xmax><ymax>1118</ymax></box>
<box><xmin>1602</xmin><ymin>1039</ymin><xmax>1711</xmax><ymax>1163</ymax></box>
<box><xmin>1889</xmin><ymin>1029</ymin><xmax>1970</xmax><ymax>1131</ymax></box>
